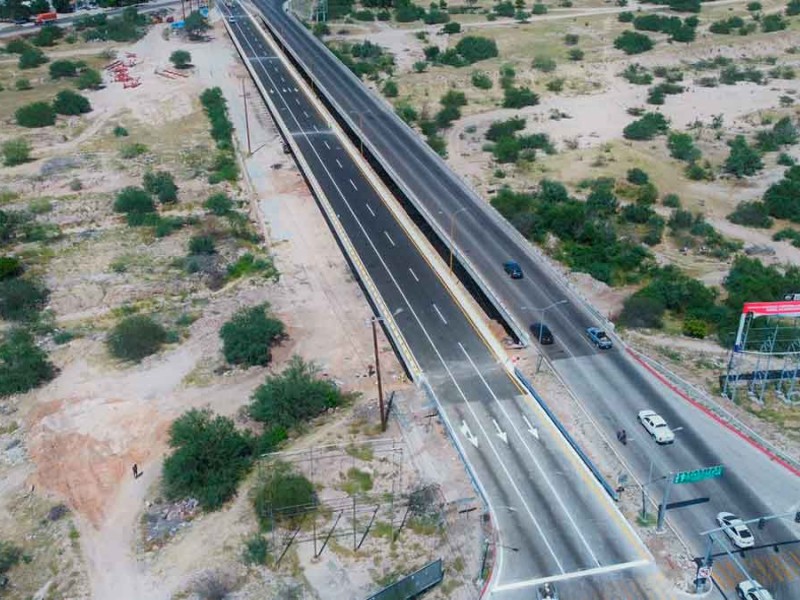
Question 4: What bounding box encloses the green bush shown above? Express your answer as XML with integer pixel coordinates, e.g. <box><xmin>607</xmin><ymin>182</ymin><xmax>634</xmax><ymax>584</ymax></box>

<box><xmin>169</xmin><ymin>49</ymin><xmax>192</xmax><ymax>69</ymax></box>
<box><xmin>622</xmin><ymin>112</ymin><xmax>669</xmax><ymax>140</ymax></box>
<box><xmin>486</xmin><ymin>117</ymin><xmax>526</xmax><ymax>141</ymax></box>
<box><xmin>532</xmin><ymin>56</ymin><xmax>556</xmax><ymax>72</ymax></box>
<box><xmin>442</xmin><ymin>21</ymin><xmax>461</xmax><ymax>33</ymax></box>
<box><xmin>471</xmin><ymin>71</ymin><xmax>493</xmax><ymax>89</ymax></box>
<box><xmin>728</xmin><ymin>201</ymin><xmax>773</xmax><ymax>228</ymax></box>
<box><xmin>621</xmin><ymin>63</ymin><xmax>653</xmax><ymax>85</ymax></box>
<box><xmin>614</xmin><ymin>31</ymin><xmax>655</xmax><ymax>55</ymax></box>
<box><xmin>626</xmin><ymin>168</ymin><xmax>649</xmax><ymax>185</ymax></box>
<box><xmin>788</xmin><ymin>0</ymin><xmax>800</xmax><ymax>15</ymax></box>
<box><xmin>249</xmin><ymin>355</ymin><xmax>346</xmax><ymax>429</ymax></box>
<box><xmin>0</xmin><ymin>257</ymin><xmax>23</xmax><ymax>281</ymax></box>
<box><xmin>107</xmin><ymin>315</ymin><xmax>168</xmax><ymax>361</ymax></box>
<box><xmin>14</xmin><ymin>78</ymin><xmax>32</xmax><ymax>91</ymax></box>
<box><xmin>5</xmin><ymin>39</ymin><xmax>30</xmax><ymax>54</ymax></box>
<box><xmin>682</xmin><ymin>318</ymin><xmax>708</xmax><ymax>338</ymax></box>
<box><xmin>113</xmin><ymin>187</ymin><xmax>154</xmax><ymax>214</ymax></box>
<box><xmin>119</xmin><ymin>142</ymin><xmax>148</xmax><ymax>158</ymax></box>
<box><xmin>252</xmin><ymin>461</ymin><xmax>316</xmax><ymax>529</ymax></box>
<box><xmin>188</xmin><ymin>235</ymin><xmax>216</xmax><ymax>255</ymax></box>
<box><xmin>15</xmin><ymin>102</ymin><xmax>56</xmax><ymax>128</ymax></box>
<box><xmin>76</xmin><ymin>67</ymin><xmax>102</xmax><ymax>90</ymax></box>
<box><xmin>724</xmin><ymin>135</ymin><xmax>763</xmax><ymax>178</ymax></box>
<box><xmin>2</xmin><ymin>139</ymin><xmax>32</xmax><ymax>167</ymax></box>
<box><xmin>143</xmin><ymin>171</ymin><xmax>178</xmax><ymax>203</ymax></box>
<box><xmin>619</xmin><ymin>294</ymin><xmax>665</xmax><ymax>328</ymax></box>
<box><xmin>226</xmin><ymin>253</ymin><xmax>278</xmax><ymax>281</ymax></box>
<box><xmin>382</xmin><ymin>79</ymin><xmax>398</xmax><ymax>97</ymax></box>
<box><xmin>503</xmin><ymin>86</ymin><xmax>539</xmax><ymax>108</ymax></box>
<box><xmin>243</xmin><ymin>535</ymin><xmax>270</xmax><ymax>565</ymax></box>
<box><xmin>162</xmin><ymin>409</ymin><xmax>254</xmax><ymax>510</ymax></box>
<box><xmin>531</xmin><ymin>2</ymin><xmax>548</xmax><ymax>13</ymax></box>
<box><xmin>0</xmin><ymin>329</ymin><xmax>54</xmax><ymax>397</ymax></box>
<box><xmin>200</xmin><ymin>87</ymin><xmax>234</xmax><ymax>151</ymax></box>
<box><xmin>113</xmin><ymin>125</ymin><xmax>129</xmax><ymax>137</ymax></box>
<box><xmin>18</xmin><ymin>47</ymin><xmax>48</xmax><ymax>69</ymax></box>
<box><xmin>662</xmin><ymin>193</ymin><xmax>681</xmax><ymax>208</ymax></box>
<box><xmin>220</xmin><ymin>304</ymin><xmax>285</xmax><ymax>367</ymax></box>
<box><xmin>204</xmin><ymin>192</ymin><xmax>233</xmax><ymax>215</ymax></box>
<box><xmin>748</xmin><ymin>1</ymin><xmax>762</xmax><ymax>10</ymax></box>
<box><xmin>667</xmin><ymin>131</ymin><xmax>701</xmax><ymax>162</ymax></box>
<box><xmin>32</xmin><ymin>25</ymin><xmax>63</xmax><ymax>47</ymax></box>
<box><xmin>568</xmin><ymin>48</ymin><xmax>584</xmax><ymax>61</ymax></box>
<box><xmin>454</xmin><ymin>36</ymin><xmax>499</xmax><ymax>64</ymax></box>
<box><xmin>618</xmin><ymin>11</ymin><xmax>634</xmax><ymax>22</ymax></box>
<box><xmin>564</xmin><ymin>33</ymin><xmax>580</xmax><ymax>45</ymax></box>
<box><xmin>0</xmin><ymin>278</ymin><xmax>49</xmax><ymax>322</ymax></box>
<box><xmin>763</xmin><ymin>165</ymin><xmax>800</xmax><ymax>221</ymax></box>
<box><xmin>762</xmin><ymin>13</ymin><xmax>787</xmax><ymax>32</ymax></box>
<box><xmin>0</xmin><ymin>541</ymin><xmax>23</xmax><ymax>573</ymax></box>
<box><xmin>52</xmin><ymin>89</ymin><xmax>91</xmax><ymax>115</ymax></box>
<box><xmin>49</xmin><ymin>59</ymin><xmax>78</xmax><ymax>79</ymax></box>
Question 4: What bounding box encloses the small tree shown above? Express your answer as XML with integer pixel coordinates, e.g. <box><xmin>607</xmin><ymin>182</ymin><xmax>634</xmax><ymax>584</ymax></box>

<box><xmin>162</xmin><ymin>409</ymin><xmax>254</xmax><ymax>510</ymax></box>
<box><xmin>0</xmin><ymin>257</ymin><xmax>24</xmax><ymax>281</ymax></box>
<box><xmin>0</xmin><ymin>329</ymin><xmax>55</xmax><ymax>397</ymax></box>
<box><xmin>2</xmin><ymin>139</ymin><xmax>32</xmax><ymax>167</ymax></box>
<box><xmin>52</xmin><ymin>90</ymin><xmax>91</xmax><ymax>115</ymax></box>
<box><xmin>626</xmin><ymin>168</ymin><xmax>649</xmax><ymax>185</ymax></box>
<box><xmin>454</xmin><ymin>36</ymin><xmax>498</xmax><ymax>64</ymax></box>
<box><xmin>0</xmin><ymin>278</ymin><xmax>49</xmax><ymax>321</ymax></box>
<box><xmin>15</xmin><ymin>102</ymin><xmax>56</xmax><ymax>128</ymax></box>
<box><xmin>667</xmin><ymin>131</ymin><xmax>701</xmax><ymax>162</ymax></box>
<box><xmin>471</xmin><ymin>70</ymin><xmax>492</xmax><ymax>89</ymax></box>
<box><xmin>169</xmin><ymin>50</ymin><xmax>192</xmax><ymax>69</ymax></box>
<box><xmin>143</xmin><ymin>171</ymin><xmax>178</xmax><ymax>203</ymax></box>
<box><xmin>252</xmin><ymin>461</ymin><xmax>316</xmax><ymax>529</ymax></box>
<box><xmin>442</xmin><ymin>21</ymin><xmax>461</xmax><ymax>33</ymax></box>
<box><xmin>113</xmin><ymin>187</ymin><xmax>155</xmax><ymax>214</ymax></box>
<box><xmin>724</xmin><ymin>135</ymin><xmax>763</xmax><ymax>178</ymax></box>
<box><xmin>106</xmin><ymin>314</ymin><xmax>168</xmax><ymax>361</ymax></box>
<box><xmin>18</xmin><ymin>47</ymin><xmax>48</xmax><ymax>69</ymax></box>
<box><xmin>76</xmin><ymin>68</ymin><xmax>102</xmax><ymax>90</ymax></box>
<box><xmin>204</xmin><ymin>192</ymin><xmax>233</xmax><ymax>215</ymax></box>
<box><xmin>220</xmin><ymin>304</ymin><xmax>285</xmax><ymax>367</ymax></box>
<box><xmin>49</xmin><ymin>59</ymin><xmax>78</xmax><ymax>79</ymax></box>
<box><xmin>728</xmin><ymin>201</ymin><xmax>773</xmax><ymax>228</ymax></box>
<box><xmin>619</xmin><ymin>294</ymin><xmax>665</xmax><ymax>328</ymax></box>
<box><xmin>189</xmin><ymin>235</ymin><xmax>216</xmax><ymax>255</ymax></box>
<box><xmin>183</xmin><ymin>11</ymin><xmax>211</xmax><ymax>40</ymax></box>
<box><xmin>614</xmin><ymin>31</ymin><xmax>655</xmax><ymax>55</ymax></box>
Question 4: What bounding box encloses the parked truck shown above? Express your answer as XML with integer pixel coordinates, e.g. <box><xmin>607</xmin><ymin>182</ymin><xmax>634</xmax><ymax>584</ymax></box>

<box><xmin>34</xmin><ymin>12</ymin><xmax>58</xmax><ymax>25</ymax></box>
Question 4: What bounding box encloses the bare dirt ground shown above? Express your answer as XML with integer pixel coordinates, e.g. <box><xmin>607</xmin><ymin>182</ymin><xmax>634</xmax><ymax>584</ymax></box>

<box><xmin>1</xmin><ymin>12</ymin><xmax>482</xmax><ymax>600</ymax></box>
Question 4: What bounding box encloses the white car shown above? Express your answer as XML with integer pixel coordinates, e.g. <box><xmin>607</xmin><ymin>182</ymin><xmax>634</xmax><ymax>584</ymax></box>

<box><xmin>717</xmin><ymin>512</ymin><xmax>755</xmax><ymax>549</ymax></box>
<box><xmin>736</xmin><ymin>580</ymin><xmax>774</xmax><ymax>600</ymax></box>
<box><xmin>637</xmin><ymin>410</ymin><xmax>675</xmax><ymax>444</ymax></box>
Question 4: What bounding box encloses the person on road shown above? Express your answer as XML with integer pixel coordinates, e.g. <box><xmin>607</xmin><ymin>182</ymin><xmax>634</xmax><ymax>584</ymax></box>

<box><xmin>617</xmin><ymin>428</ymin><xmax>627</xmax><ymax>445</ymax></box>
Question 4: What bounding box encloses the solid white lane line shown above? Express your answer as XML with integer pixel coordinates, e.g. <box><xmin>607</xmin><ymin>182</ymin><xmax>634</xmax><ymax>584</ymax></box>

<box><xmin>336</xmin><ymin>159</ymin><xmax>343</xmax><ymax>169</ymax></box>
<box><xmin>234</xmin><ymin>22</ymin><xmax>564</xmax><ymax>577</ymax></box>
<box><xmin>493</xmin><ymin>559</ymin><xmax>651</xmax><ymax>593</ymax></box>
<box><xmin>458</xmin><ymin>342</ymin><xmax>601</xmax><ymax>568</ymax></box>
<box><xmin>349</xmin><ymin>179</ymin><xmax>358</xmax><ymax>191</ymax></box>
<box><xmin>365</xmin><ymin>204</ymin><xmax>375</xmax><ymax>217</ymax></box>
<box><xmin>433</xmin><ymin>303</ymin><xmax>448</xmax><ymax>325</ymax></box>
<box><xmin>384</xmin><ymin>231</ymin><xmax>395</xmax><ymax>247</ymax></box>
<box><xmin>408</xmin><ymin>268</ymin><xmax>419</xmax><ymax>282</ymax></box>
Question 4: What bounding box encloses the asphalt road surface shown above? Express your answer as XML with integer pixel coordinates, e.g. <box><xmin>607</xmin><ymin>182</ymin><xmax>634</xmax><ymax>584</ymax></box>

<box><xmin>218</xmin><ymin>3</ymin><xmax>665</xmax><ymax>597</ymax></box>
<box><xmin>243</xmin><ymin>1</ymin><xmax>800</xmax><ymax>597</ymax></box>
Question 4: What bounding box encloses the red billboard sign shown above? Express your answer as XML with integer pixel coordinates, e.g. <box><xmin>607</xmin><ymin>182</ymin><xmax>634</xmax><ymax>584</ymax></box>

<box><xmin>742</xmin><ymin>301</ymin><xmax>800</xmax><ymax>317</ymax></box>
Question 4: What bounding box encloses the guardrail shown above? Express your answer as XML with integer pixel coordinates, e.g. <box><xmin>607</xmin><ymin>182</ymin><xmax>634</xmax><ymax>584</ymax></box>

<box><xmin>366</xmin><ymin>558</ymin><xmax>443</xmax><ymax>600</ymax></box>
<box><xmin>514</xmin><ymin>367</ymin><xmax>620</xmax><ymax>501</ymax></box>
<box><xmin>628</xmin><ymin>348</ymin><xmax>800</xmax><ymax>478</ymax></box>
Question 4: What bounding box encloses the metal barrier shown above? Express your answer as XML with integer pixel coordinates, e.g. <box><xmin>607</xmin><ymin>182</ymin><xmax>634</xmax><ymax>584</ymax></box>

<box><xmin>366</xmin><ymin>558</ymin><xmax>444</xmax><ymax>600</ymax></box>
<box><xmin>514</xmin><ymin>367</ymin><xmax>620</xmax><ymax>502</ymax></box>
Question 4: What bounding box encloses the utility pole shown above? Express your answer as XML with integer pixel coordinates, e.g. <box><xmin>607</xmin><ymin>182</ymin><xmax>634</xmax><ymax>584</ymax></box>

<box><xmin>241</xmin><ymin>78</ymin><xmax>251</xmax><ymax>155</ymax></box>
<box><xmin>657</xmin><ymin>473</ymin><xmax>673</xmax><ymax>532</ymax></box>
<box><xmin>371</xmin><ymin>317</ymin><xmax>386</xmax><ymax>432</ymax></box>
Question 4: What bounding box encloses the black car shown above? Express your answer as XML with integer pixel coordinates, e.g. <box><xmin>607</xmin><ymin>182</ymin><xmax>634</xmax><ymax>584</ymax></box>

<box><xmin>530</xmin><ymin>322</ymin><xmax>553</xmax><ymax>344</ymax></box>
<box><xmin>503</xmin><ymin>260</ymin><xmax>523</xmax><ymax>279</ymax></box>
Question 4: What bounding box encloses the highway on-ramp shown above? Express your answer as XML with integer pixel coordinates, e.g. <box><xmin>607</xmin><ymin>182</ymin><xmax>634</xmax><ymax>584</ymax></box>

<box><xmin>219</xmin><ymin>3</ymin><xmax>667</xmax><ymax>597</ymax></box>
<box><xmin>243</xmin><ymin>1</ymin><xmax>800</xmax><ymax>597</ymax></box>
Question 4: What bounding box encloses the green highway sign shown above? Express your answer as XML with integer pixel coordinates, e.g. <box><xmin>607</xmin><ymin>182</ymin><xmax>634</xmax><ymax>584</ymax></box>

<box><xmin>673</xmin><ymin>465</ymin><xmax>724</xmax><ymax>485</ymax></box>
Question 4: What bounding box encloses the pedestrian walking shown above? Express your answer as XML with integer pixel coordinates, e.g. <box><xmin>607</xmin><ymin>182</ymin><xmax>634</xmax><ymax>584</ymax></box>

<box><xmin>132</xmin><ymin>463</ymin><xmax>139</xmax><ymax>479</ymax></box>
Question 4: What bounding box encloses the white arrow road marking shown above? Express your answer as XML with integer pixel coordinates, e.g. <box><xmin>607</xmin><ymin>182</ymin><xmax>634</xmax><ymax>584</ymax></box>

<box><xmin>523</xmin><ymin>416</ymin><xmax>539</xmax><ymax>440</ymax></box>
<box><xmin>460</xmin><ymin>420</ymin><xmax>479</xmax><ymax>448</ymax></box>
<box><xmin>493</xmin><ymin>419</ymin><xmax>508</xmax><ymax>444</ymax></box>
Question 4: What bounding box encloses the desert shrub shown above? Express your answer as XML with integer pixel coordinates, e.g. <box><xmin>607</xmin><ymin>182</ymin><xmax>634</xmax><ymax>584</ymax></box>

<box><xmin>15</xmin><ymin>102</ymin><xmax>56</xmax><ymax>128</ymax></box>
<box><xmin>49</xmin><ymin>59</ymin><xmax>78</xmax><ymax>79</ymax></box>
<box><xmin>52</xmin><ymin>90</ymin><xmax>91</xmax><ymax>115</ymax></box>
<box><xmin>18</xmin><ymin>47</ymin><xmax>47</xmax><ymax>69</ymax></box>
<box><xmin>0</xmin><ymin>257</ymin><xmax>23</xmax><ymax>281</ymax></box>
<box><xmin>620</xmin><ymin>203</ymin><xmax>655</xmax><ymax>224</ymax></box>
<box><xmin>113</xmin><ymin>187</ymin><xmax>154</xmax><ymax>214</ymax></box>
<box><xmin>220</xmin><ymin>304</ymin><xmax>285</xmax><ymax>367</ymax></box>
<box><xmin>119</xmin><ymin>142</ymin><xmax>148</xmax><ymax>159</ymax></box>
<box><xmin>169</xmin><ymin>49</ymin><xmax>192</xmax><ymax>69</ymax></box>
<box><xmin>0</xmin><ymin>541</ymin><xmax>23</xmax><ymax>573</ymax></box>
<box><xmin>636</xmin><ymin>182</ymin><xmax>659</xmax><ymax>205</ymax></box>
<box><xmin>107</xmin><ymin>315</ymin><xmax>168</xmax><ymax>361</ymax></box>
<box><xmin>788</xmin><ymin>0</ymin><xmax>800</xmax><ymax>15</ymax></box>
<box><xmin>755</xmin><ymin>116</ymin><xmax>798</xmax><ymax>152</ymax></box>
<box><xmin>2</xmin><ymin>139</ymin><xmax>32</xmax><ymax>167</ymax></box>
<box><xmin>621</xmin><ymin>63</ymin><xmax>653</xmax><ymax>85</ymax></box>
<box><xmin>377</xmin><ymin>9</ymin><xmax>391</xmax><ymax>20</ymax></box>
<box><xmin>0</xmin><ymin>278</ymin><xmax>49</xmax><ymax>322</ymax></box>
<box><xmin>189</xmin><ymin>235</ymin><xmax>216</xmax><ymax>256</ymax></box>
<box><xmin>647</xmin><ymin>82</ymin><xmax>683</xmax><ymax>104</ymax></box>
<box><xmin>727</xmin><ymin>201</ymin><xmax>773</xmax><ymax>228</ymax></box>
<box><xmin>435</xmin><ymin>105</ymin><xmax>460</xmax><ymax>129</ymax></box>
<box><xmin>531</xmin><ymin>2</ymin><xmax>548</xmax><ymax>13</ymax></box>
<box><xmin>0</xmin><ymin>329</ymin><xmax>54</xmax><ymax>397</ymax></box>
<box><xmin>252</xmin><ymin>461</ymin><xmax>316</xmax><ymax>529</ymax></box>
<box><xmin>762</xmin><ymin>13</ymin><xmax>787</xmax><ymax>32</ymax></box>
<box><xmin>682</xmin><ymin>318</ymin><xmax>708</xmax><ymax>338</ymax></box>
<box><xmin>564</xmin><ymin>33</ymin><xmax>579</xmax><ymax>45</ymax></box>
<box><xmin>426</xmin><ymin>133</ymin><xmax>447</xmax><ymax>156</ymax></box>
<box><xmin>614</xmin><ymin>31</ymin><xmax>654</xmax><ymax>55</ymax></box>
<box><xmin>547</xmin><ymin>78</ymin><xmax>565</xmax><ymax>92</ymax></box>
<box><xmin>662</xmin><ymin>193</ymin><xmax>681</xmax><ymax>207</ymax></box>
<box><xmin>243</xmin><ymin>535</ymin><xmax>270</xmax><ymax>565</ymax></box>
<box><xmin>685</xmin><ymin>162</ymin><xmax>710</xmax><ymax>181</ymax></box>
<box><xmin>568</xmin><ymin>48</ymin><xmax>584</xmax><ymax>61</ymax></box>
<box><xmin>532</xmin><ymin>56</ymin><xmax>556</xmax><ymax>72</ymax></box>
<box><xmin>619</xmin><ymin>294</ymin><xmax>665</xmax><ymax>328</ymax></box>
<box><xmin>626</xmin><ymin>168</ymin><xmax>649</xmax><ymax>185</ymax></box>
<box><xmin>622</xmin><ymin>112</ymin><xmax>669</xmax><ymax>140</ymax></box>
<box><xmin>395</xmin><ymin>102</ymin><xmax>418</xmax><ymax>124</ymax></box>
<box><xmin>494</xmin><ymin>1</ymin><xmax>515</xmax><ymax>16</ymax></box>
<box><xmin>113</xmin><ymin>125</ymin><xmax>129</xmax><ymax>137</ymax></box>
<box><xmin>643</xmin><ymin>214</ymin><xmax>666</xmax><ymax>245</ymax></box>
<box><xmin>667</xmin><ymin>131</ymin><xmax>701</xmax><ymax>162</ymax></box>
<box><xmin>724</xmin><ymin>135</ymin><xmax>763</xmax><ymax>178</ymax></box>
<box><xmin>32</xmin><ymin>25</ymin><xmax>63</xmax><ymax>47</ymax></box>
<box><xmin>204</xmin><ymin>192</ymin><xmax>233</xmax><ymax>215</ymax></box>
<box><xmin>76</xmin><ymin>67</ymin><xmax>102</xmax><ymax>90</ymax></box>
<box><xmin>424</xmin><ymin>8</ymin><xmax>449</xmax><ymax>24</ymax></box>
<box><xmin>748</xmin><ymin>1</ymin><xmax>762</xmax><ymax>10</ymax></box>
<box><xmin>454</xmin><ymin>36</ymin><xmax>498</xmax><ymax>64</ymax></box>
<box><xmin>208</xmin><ymin>151</ymin><xmax>238</xmax><ymax>183</ymax></box>
<box><xmin>413</xmin><ymin>60</ymin><xmax>427</xmax><ymax>72</ymax></box>
<box><xmin>763</xmin><ymin>165</ymin><xmax>800</xmax><ymax>221</ymax></box>
<box><xmin>14</xmin><ymin>78</ymin><xmax>32</xmax><ymax>91</ymax></box>
<box><xmin>778</xmin><ymin>152</ymin><xmax>796</xmax><ymax>167</ymax></box>
<box><xmin>4</xmin><ymin>39</ymin><xmax>29</xmax><ymax>54</ymax></box>
<box><xmin>143</xmin><ymin>171</ymin><xmax>178</xmax><ymax>203</ymax></box>
<box><xmin>162</xmin><ymin>409</ymin><xmax>255</xmax><ymax>510</ymax></box>
<box><xmin>249</xmin><ymin>356</ymin><xmax>346</xmax><ymax>429</ymax></box>
<box><xmin>471</xmin><ymin>71</ymin><xmax>492</xmax><ymax>89</ymax></box>
<box><xmin>486</xmin><ymin>117</ymin><xmax>526</xmax><ymax>141</ymax></box>
<box><xmin>382</xmin><ymin>79</ymin><xmax>398</xmax><ymax>97</ymax></box>
<box><xmin>503</xmin><ymin>86</ymin><xmax>539</xmax><ymax>108</ymax></box>
<box><xmin>618</xmin><ymin>11</ymin><xmax>634</xmax><ymax>22</ymax></box>
<box><xmin>200</xmin><ymin>87</ymin><xmax>234</xmax><ymax>151</ymax></box>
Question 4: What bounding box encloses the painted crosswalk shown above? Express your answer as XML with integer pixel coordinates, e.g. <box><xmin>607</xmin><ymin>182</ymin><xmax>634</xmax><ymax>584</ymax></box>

<box><xmin>712</xmin><ymin>547</ymin><xmax>800</xmax><ymax>592</ymax></box>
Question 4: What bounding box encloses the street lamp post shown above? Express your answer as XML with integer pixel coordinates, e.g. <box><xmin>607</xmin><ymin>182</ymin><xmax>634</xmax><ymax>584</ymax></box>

<box><xmin>449</xmin><ymin>206</ymin><xmax>468</xmax><ymax>273</ymax></box>
<box><xmin>369</xmin><ymin>308</ymin><xmax>403</xmax><ymax>432</ymax></box>
<box><xmin>523</xmin><ymin>300</ymin><xmax>567</xmax><ymax>372</ymax></box>
<box><xmin>241</xmin><ymin>77</ymin><xmax>252</xmax><ymax>155</ymax></box>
